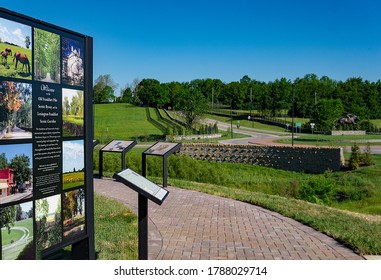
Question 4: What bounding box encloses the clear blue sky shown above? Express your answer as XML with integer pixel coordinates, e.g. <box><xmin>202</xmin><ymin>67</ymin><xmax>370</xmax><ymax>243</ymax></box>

<box><xmin>1</xmin><ymin>0</ymin><xmax>380</xmax><ymax>94</ymax></box>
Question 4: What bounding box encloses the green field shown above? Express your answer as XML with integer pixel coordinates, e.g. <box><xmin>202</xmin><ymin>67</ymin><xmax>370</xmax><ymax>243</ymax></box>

<box><xmin>63</xmin><ymin>172</ymin><xmax>84</xmax><ymax>190</ymax></box>
<box><xmin>1</xmin><ymin>218</ymin><xmax>33</xmax><ymax>260</ymax></box>
<box><xmin>0</xmin><ymin>42</ymin><xmax>32</xmax><ymax>80</ymax></box>
<box><xmin>94</xmin><ymin>103</ymin><xmax>163</xmax><ymax>143</ymax></box>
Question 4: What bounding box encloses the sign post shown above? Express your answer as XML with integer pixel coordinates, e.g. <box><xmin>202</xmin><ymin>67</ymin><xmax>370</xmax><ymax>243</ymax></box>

<box><xmin>113</xmin><ymin>168</ymin><xmax>169</xmax><ymax>260</ymax></box>
<box><xmin>310</xmin><ymin>123</ymin><xmax>315</xmax><ymax>134</ymax></box>
<box><xmin>142</xmin><ymin>142</ymin><xmax>182</xmax><ymax>188</ymax></box>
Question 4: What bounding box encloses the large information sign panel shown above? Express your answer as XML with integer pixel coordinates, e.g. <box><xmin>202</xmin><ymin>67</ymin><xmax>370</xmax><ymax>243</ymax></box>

<box><xmin>0</xmin><ymin>8</ymin><xmax>94</xmax><ymax>260</ymax></box>
<box><xmin>113</xmin><ymin>169</ymin><xmax>169</xmax><ymax>205</ymax></box>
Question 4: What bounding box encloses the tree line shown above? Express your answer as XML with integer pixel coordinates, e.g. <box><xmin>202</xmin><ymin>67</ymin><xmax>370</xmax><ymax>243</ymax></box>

<box><xmin>94</xmin><ymin>74</ymin><xmax>381</xmax><ymax>131</ymax></box>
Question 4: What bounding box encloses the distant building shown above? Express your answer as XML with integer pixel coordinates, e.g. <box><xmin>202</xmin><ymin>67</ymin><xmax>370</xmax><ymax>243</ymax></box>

<box><xmin>0</xmin><ymin>168</ymin><xmax>15</xmax><ymax>198</ymax></box>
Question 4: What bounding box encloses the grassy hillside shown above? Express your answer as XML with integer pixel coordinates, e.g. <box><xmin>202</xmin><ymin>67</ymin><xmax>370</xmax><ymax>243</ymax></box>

<box><xmin>94</xmin><ymin>103</ymin><xmax>163</xmax><ymax>143</ymax></box>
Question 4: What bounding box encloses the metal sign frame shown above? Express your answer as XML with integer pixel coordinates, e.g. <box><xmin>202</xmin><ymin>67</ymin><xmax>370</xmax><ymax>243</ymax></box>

<box><xmin>113</xmin><ymin>168</ymin><xmax>169</xmax><ymax>260</ymax></box>
<box><xmin>98</xmin><ymin>140</ymin><xmax>137</xmax><ymax>178</ymax></box>
<box><xmin>142</xmin><ymin>142</ymin><xmax>182</xmax><ymax>188</ymax></box>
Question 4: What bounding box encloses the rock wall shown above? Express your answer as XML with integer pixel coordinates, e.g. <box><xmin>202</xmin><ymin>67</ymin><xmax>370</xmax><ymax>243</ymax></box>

<box><xmin>330</xmin><ymin>130</ymin><xmax>366</xmax><ymax>135</ymax></box>
<box><xmin>179</xmin><ymin>143</ymin><xmax>344</xmax><ymax>173</ymax></box>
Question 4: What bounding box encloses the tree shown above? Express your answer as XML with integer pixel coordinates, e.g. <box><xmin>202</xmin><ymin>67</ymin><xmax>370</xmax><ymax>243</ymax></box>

<box><xmin>0</xmin><ymin>205</ymin><xmax>16</xmax><ymax>232</ymax></box>
<box><xmin>63</xmin><ymin>96</ymin><xmax>70</xmax><ymax>116</ymax></box>
<box><xmin>0</xmin><ymin>153</ymin><xmax>8</xmax><ymax>169</ymax></box>
<box><xmin>93</xmin><ymin>74</ymin><xmax>118</xmax><ymax>103</ymax></box>
<box><xmin>0</xmin><ymin>205</ymin><xmax>16</xmax><ymax>260</ymax></box>
<box><xmin>0</xmin><ymin>81</ymin><xmax>22</xmax><ymax>130</ymax></box>
<box><xmin>310</xmin><ymin>99</ymin><xmax>344</xmax><ymax>131</ymax></box>
<box><xmin>135</xmin><ymin>79</ymin><xmax>164</xmax><ymax>107</ymax></box>
<box><xmin>9</xmin><ymin>154</ymin><xmax>31</xmax><ymax>192</ymax></box>
<box><xmin>118</xmin><ymin>86</ymin><xmax>133</xmax><ymax>103</ymax></box>
<box><xmin>25</xmin><ymin>36</ymin><xmax>31</xmax><ymax>49</ymax></box>
<box><xmin>174</xmin><ymin>87</ymin><xmax>209</xmax><ymax>129</ymax></box>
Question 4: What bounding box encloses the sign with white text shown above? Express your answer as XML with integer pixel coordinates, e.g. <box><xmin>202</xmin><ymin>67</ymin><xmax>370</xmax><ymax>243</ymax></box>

<box><xmin>0</xmin><ymin>8</ymin><xmax>94</xmax><ymax>260</ymax></box>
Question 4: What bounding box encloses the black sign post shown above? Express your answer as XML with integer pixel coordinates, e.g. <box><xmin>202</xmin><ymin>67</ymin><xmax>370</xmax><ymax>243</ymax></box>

<box><xmin>99</xmin><ymin>140</ymin><xmax>137</xmax><ymax>178</ymax></box>
<box><xmin>113</xmin><ymin>168</ymin><xmax>169</xmax><ymax>260</ymax></box>
<box><xmin>142</xmin><ymin>142</ymin><xmax>182</xmax><ymax>188</ymax></box>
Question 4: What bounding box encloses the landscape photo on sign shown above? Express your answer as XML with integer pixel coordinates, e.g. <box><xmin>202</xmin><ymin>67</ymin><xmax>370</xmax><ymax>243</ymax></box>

<box><xmin>146</xmin><ymin>142</ymin><xmax>179</xmax><ymax>155</ymax></box>
<box><xmin>1</xmin><ymin>201</ymin><xmax>34</xmax><ymax>260</ymax></box>
<box><xmin>0</xmin><ymin>80</ymin><xmax>32</xmax><ymax>140</ymax></box>
<box><xmin>34</xmin><ymin>28</ymin><xmax>60</xmax><ymax>83</ymax></box>
<box><xmin>62</xmin><ymin>188</ymin><xmax>85</xmax><ymax>241</ymax></box>
<box><xmin>0</xmin><ymin>17</ymin><xmax>32</xmax><ymax>80</ymax></box>
<box><xmin>35</xmin><ymin>194</ymin><xmax>62</xmax><ymax>257</ymax></box>
<box><xmin>62</xmin><ymin>139</ymin><xmax>84</xmax><ymax>190</ymax></box>
<box><xmin>102</xmin><ymin>140</ymin><xmax>134</xmax><ymax>152</ymax></box>
<box><xmin>62</xmin><ymin>88</ymin><xmax>84</xmax><ymax>137</ymax></box>
<box><xmin>0</xmin><ymin>143</ymin><xmax>33</xmax><ymax>205</ymax></box>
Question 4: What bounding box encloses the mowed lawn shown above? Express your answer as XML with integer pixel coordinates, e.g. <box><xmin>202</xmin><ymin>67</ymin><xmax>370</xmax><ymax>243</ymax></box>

<box><xmin>94</xmin><ymin>103</ymin><xmax>163</xmax><ymax>143</ymax></box>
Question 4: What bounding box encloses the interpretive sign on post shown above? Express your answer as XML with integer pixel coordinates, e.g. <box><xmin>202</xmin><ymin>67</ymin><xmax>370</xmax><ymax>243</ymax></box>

<box><xmin>142</xmin><ymin>142</ymin><xmax>182</xmax><ymax>188</ymax></box>
<box><xmin>99</xmin><ymin>140</ymin><xmax>136</xmax><ymax>178</ymax></box>
<box><xmin>0</xmin><ymin>8</ymin><xmax>94</xmax><ymax>260</ymax></box>
<box><xmin>113</xmin><ymin>168</ymin><xmax>169</xmax><ymax>259</ymax></box>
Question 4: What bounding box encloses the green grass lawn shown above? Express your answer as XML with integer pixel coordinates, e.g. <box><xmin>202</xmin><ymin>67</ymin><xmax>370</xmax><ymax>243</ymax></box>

<box><xmin>63</xmin><ymin>115</ymin><xmax>83</xmax><ymax>125</ymax></box>
<box><xmin>94</xmin><ymin>103</ymin><xmax>163</xmax><ymax>143</ymax></box>
<box><xmin>276</xmin><ymin>133</ymin><xmax>381</xmax><ymax>146</ymax></box>
<box><xmin>63</xmin><ymin>172</ymin><xmax>85</xmax><ymax>190</ymax></box>
<box><xmin>370</xmin><ymin>119</ymin><xmax>381</xmax><ymax>127</ymax></box>
<box><xmin>205</xmin><ymin>113</ymin><xmax>289</xmax><ymax>134</ymax></box>
<box><xmin>94</xmin><ymin>193</ymin><xmax>138</xmax><ymax>260</ymax></box>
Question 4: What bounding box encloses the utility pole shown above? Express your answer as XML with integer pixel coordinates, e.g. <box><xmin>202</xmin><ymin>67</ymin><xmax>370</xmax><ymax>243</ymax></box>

<box><xmin>292</xmin><ymin>84</ymin><xmax>295</xmax><ymax>147</ymax></box>
<box><xmin>250</xmin><ymin>87</ymin><xmax>253</xmax><ymax>127</ymax></box>
<box><xmin>212</xmin><ymin>87</ymin><xmax>214</xmax><ymax>111</ymax></box>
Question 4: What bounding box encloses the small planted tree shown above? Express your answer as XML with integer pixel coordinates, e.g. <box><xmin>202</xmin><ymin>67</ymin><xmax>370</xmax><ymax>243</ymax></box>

<box><xmin>348</xmin><ymin>143</ymin><xmax>361</xmax><ymax>170</ymax></box>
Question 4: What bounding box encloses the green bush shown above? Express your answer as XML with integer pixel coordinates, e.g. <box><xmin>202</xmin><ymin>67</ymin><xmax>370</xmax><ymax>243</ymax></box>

<box><xmin>297</xmin><ymin>177</ymin><xmax>336</xmax><ymax>204</ymax></box>
<box><xmin>348</xmin><ymin>143</ymin><xmax>361</xmax><ymax>170</ymax></box>
<box><xmin>361</xmin><ymin>143</ymin><xmax>374</xmax><ymax>166</ymax></box>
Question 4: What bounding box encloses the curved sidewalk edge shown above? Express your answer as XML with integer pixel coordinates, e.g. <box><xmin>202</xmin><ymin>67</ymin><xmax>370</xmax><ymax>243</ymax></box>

<box><xmin>94</xmin><ymin>178</ymin><xmax>364</xmax><ymax>260</ymax></box>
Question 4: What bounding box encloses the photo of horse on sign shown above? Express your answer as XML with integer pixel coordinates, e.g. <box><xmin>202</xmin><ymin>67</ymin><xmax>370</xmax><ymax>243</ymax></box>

<box><xmin>0</xmin><ymin>17</ymin><xmax>32</xmax><ymax>80</ymax></box>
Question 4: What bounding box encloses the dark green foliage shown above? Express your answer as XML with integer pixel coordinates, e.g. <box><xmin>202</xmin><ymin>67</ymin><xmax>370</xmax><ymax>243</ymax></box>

<box><xmin>349</xmin><ymin>144</ymin><xmax>361</xmax><ymax>170</ymax></box>
<box><xmin>297</xmin><ymin>177</ymin><xmax>336</xmax><ymax>204</ymax></box>
<box><xmin>361</xmin><ymin>143</ymin><xmax>374</xmax><ymax>166</ymax></box>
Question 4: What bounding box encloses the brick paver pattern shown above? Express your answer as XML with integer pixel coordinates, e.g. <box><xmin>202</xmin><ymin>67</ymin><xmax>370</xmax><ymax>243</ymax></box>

<box><xmin>94</xmin><ymin>178</ymin><xmax>363</xmax><ymax>260</ymax></box>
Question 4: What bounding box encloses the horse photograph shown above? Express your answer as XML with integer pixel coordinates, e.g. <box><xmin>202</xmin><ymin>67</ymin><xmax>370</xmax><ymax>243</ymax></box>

<box><xmin>13</xmin><ymin>51</ymin><xmax>31</xmax><ymax>73</ymax></box>
<box><xmin>0</xmin><ymin>17</ymin><xmax>32</xmax><ymax>80</ymax></box>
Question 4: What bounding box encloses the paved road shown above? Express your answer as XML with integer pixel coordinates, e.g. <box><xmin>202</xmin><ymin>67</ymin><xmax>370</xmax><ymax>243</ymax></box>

<box><xmin>95</xmin><ymin>178</ymin><xmax>363</xmax><ymax>260</ymax></box>
<box><xmin>205</xmin><ymin>118</ymin><xmax>381</xmax><ymax>154</ymax></box>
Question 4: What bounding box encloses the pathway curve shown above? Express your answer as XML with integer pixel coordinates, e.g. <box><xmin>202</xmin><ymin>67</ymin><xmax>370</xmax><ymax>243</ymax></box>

<box><xmin>94</xmin><ymin>178</ymin><xmax>363</xmax><ymax>260</ymax></box>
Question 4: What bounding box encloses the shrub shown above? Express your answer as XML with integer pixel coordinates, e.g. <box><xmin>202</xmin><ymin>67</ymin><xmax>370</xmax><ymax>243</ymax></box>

<box><xmin>297</xmin><ymin>177</ymin><xmax>336</xmax><ymax>204</ymax></box>
<box><xmin>360</xmin><ymin>143</ymin><xmax>374</xmax><ymax>166</ymax></box>
<box><xmin>348</xmin><ymin>143</ymin><xmax>361</xmax><ymax>170</ymax></box>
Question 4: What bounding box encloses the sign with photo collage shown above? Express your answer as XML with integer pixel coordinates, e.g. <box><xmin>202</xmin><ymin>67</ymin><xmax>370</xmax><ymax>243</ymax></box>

<box><xmin>0</xmin><ymin>8</ymin><xmax>93</xmax><ymax>260</ymax></box>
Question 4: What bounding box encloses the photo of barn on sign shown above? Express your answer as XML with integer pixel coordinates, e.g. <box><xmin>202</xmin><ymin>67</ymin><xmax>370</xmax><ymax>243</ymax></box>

<box><xmin>0</xmin><ymin>7</ymin><xmax>94</xmax><ymax>260</ymax></box>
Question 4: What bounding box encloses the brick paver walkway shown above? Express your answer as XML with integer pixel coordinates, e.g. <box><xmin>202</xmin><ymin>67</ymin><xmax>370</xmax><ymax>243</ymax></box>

<box><xmin>94</xmin><ymin>178</ymin><xmax>363</xmax><ymax>260</ymax></box>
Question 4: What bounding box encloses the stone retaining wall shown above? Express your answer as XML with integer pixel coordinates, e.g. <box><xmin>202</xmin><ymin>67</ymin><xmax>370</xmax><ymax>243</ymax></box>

<box><xmin>330</xmin><ymin>130</ymin><xmax>366</xmax><ymax>135</ymax></box>
<box><xmin>179</xmin><ymin>143</ymin><xmax>344</xmax><ymax>173</ymax></box>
